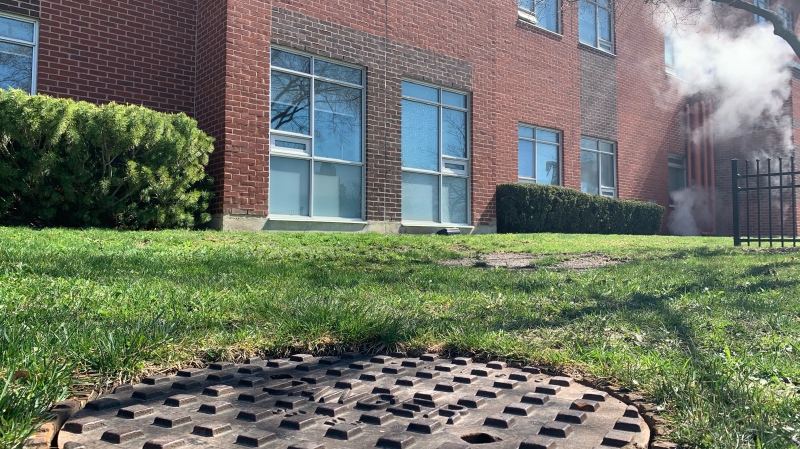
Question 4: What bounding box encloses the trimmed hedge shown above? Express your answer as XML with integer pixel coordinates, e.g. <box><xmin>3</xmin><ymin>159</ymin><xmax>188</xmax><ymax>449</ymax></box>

<box><xmin>0</xmin><ymin>89</ymin><xmax>214</xmax><ymax>229</ymax></box>
<box><xmin>497</xmin><ymin>183</ymin><xmax>664</xmax><ymax>235</ymax></box>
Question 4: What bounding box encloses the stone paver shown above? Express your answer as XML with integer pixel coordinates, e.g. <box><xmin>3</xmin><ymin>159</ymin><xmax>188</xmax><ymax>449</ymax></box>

<box><xmin>59</xmin><ymin>354</ymin><xmax>650</xmax><ymax>448</ymax></box>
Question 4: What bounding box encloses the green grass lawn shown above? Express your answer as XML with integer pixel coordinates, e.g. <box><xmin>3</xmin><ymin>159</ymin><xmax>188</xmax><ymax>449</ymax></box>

<box><xmin>1</xmin><ymin>228</ymin><xmax>799</xmax><ymax>448</ymax></box>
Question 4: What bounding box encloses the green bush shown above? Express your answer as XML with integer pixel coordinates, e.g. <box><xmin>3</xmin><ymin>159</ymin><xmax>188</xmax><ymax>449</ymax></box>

<box><xmin>0</xmin><ymin>89</ymin><xmax>214</xmax><ymax>229</ymax></box>
<box><xmin>497</xmin><ymin>183</ymin><xmax>664</xmax><ymax>234</ymax></box>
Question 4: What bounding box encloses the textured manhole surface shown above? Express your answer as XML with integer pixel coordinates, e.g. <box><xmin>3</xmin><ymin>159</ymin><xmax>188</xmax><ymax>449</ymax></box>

<box><xmin>59</xmin><ymin>354</ymin><xmax>649</xmax><ymax>449</ymax></box>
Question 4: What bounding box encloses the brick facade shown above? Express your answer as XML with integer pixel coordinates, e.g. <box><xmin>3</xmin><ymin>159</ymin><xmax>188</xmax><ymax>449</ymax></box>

<box><xmin>1</xmin><ymin>0</ymin><xmax>796</xmax><ymax>234</ymax></box>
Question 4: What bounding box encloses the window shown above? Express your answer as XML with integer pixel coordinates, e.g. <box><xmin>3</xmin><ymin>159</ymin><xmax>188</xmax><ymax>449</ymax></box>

<box><xmin>579</xmin><ymin>0</ymin><xmax>613</xmax><ymax>52</ymax></box>
<box><xmin>518</xmin><ymin>0</ymin><xmax>560</xmax><ymax>33</ymax></box>
<box><xmin>778</xmin><ymin>7</ymin><xmax>793</xmax><ymax>30</ymax></box>
<box><xmin>269</xmin><ymin>48</ymin><xmax>364</xmax><ymax>220</ymax></box>
<box><xmin>518</xmin><ymin>125</ymin><xmax>560</xmax><ymax>185</ymax></box>
<box><xmin>754</xmin><ymin>0</ymin><xmax>769</xmax><ymax>25</ymax></box>
<box><xmin>664</xmin><ymin>36</ymin><xmax>675</xmax><ymax>75</ymax></box>
<box><xmin>0</xmin><ymin>13</ymin><xmax>37</xmax><ymax>93</ymax></box>
<box><xmin>668</xmin><ymin>154</ymin><xmax>687</xmax><ymax>205</ymax></box>
<box><xmin>401</xmin><ymin>81</ymin><xmax>470</xmax><ymax>224</ymax></box>
<box><xmin>580</xmin><ymin>137</ymin><xmax>616</xmax><ymax>197</ymax></box>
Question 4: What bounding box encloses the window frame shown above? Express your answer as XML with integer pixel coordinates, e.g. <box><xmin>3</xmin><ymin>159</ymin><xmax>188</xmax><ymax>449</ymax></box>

<box><xmin>578</xmin><ymin>0</ymin><xmax>614</xmax><ymax>53</ymax></box>
<box><xmin>517</xmin><ymin>124</ymin><xmax>562</xmax><ymax>186</ymax></box>
<box><xmin>778</xmin><ymin>7</ymin><xmax>792</xmax><ymax>30</ymax></box>
<box><xmin>664</xmin><ymin>35</ymin><xmax>676</xmax><ymax>76</ymax></box>
<box><xmin>580</xmin><ymin>136</ymin><xmax>617</xmax><ymax>198</ymax></box>
<box><xmin>268</xmin><ymin>46</ymin><xmax>367</xmax><ymax>222</ymax></box>
<box><xmin>517</xmin><ymin>0</ymin><xmax>561</xmax><ymax>34</ymax></box>
<box><xmin>754</xmin><ymin>0</ymin><xmax>770</xmax><ymax>25</ymax></box>
<box><xmin>667</xmin><ymin>154</ymin><xmax>687</xmax><ymax>206</ymax></box>
<box><xmin>0</xmin><ymin>11</ymin><xmax>38</xmax><ymax>94</ymax></box>
<box><xmin>401</xmin><ymin>80</ymin><xmax>471</xmax><ymax>226</ymax></box>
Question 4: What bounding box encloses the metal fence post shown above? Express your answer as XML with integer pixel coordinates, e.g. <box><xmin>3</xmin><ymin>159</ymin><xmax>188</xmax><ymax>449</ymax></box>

<box><xmin>732</xmin><ymin>159</ymin><xmax>741</xmax><ymax>246</ymax></box>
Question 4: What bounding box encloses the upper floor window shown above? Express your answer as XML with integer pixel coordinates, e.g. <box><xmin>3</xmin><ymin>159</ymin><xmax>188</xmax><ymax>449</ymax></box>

<box><xmin>269</xmin><ymin>48</ymin><xmax>365</xmax><ymax>220</ymax></box>
<box><xmin>401</xmin><ymin>81</ymin><xmax>470</xmax><ymax>225</ymax></box>
<box><xmin>518</xmin><ymin>0</ymin><xmax>560</xmax><ymax>33</ymax></box>
<box><xmin>778</xmin><ymin>7</ymin><xmax>792</xmax><ymax>30</ymax></box>
<box><xmin>518</xmin><ymin>125</ymin><xmax>560</xmax><ymax>185</ymax></box>
<box><xmin>580</xmin><ymin>137</ymin><xmax>616</xmax><ymax>197</ymax></box>
<box><xmin>664</xmin><ymin>36</ymin><xmax>675</xmax><ymax>75</ymax></box>
<box><xmin>579</xmin><ymin>0</ymin><xmax>613</xmax><ymax>53</ymax></box>
<box><xmin>754</xmin><ymin>0</ymin><xmax>769</xmax><ymax>25</ymax></box>
<box><xmin>0</xmin><ymin>13</ymin><xmax>37</xmax><ymax>93</ymax></box>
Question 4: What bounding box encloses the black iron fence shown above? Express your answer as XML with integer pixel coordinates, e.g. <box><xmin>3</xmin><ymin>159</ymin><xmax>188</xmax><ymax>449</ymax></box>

<box><xmin>731</xmin><ymin>158</ymin><xmax>799</xmax><ymax>247</ymax></box>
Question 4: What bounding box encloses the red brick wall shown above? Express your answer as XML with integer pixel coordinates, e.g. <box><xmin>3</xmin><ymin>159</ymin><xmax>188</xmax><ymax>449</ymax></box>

<box><xmin>215</xmin><ymin>0</ymin><xmax>272</xmax><ymax>216</ymax></box>
<box><xmin>0</xmin><ymin>0</ymin><xmax>38</xmax><ymax>17</ymax></box>
<box><xmin>35</xmin><ymin>0</ymin><xmax>196</xmax><ymax>113</ymax></box>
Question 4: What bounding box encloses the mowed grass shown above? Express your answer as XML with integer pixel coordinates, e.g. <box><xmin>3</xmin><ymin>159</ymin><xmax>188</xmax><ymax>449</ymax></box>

<box><xmin>1</xmin><ymin>228</ymin><xmax>799</xmax><ymax>448</ymax></box>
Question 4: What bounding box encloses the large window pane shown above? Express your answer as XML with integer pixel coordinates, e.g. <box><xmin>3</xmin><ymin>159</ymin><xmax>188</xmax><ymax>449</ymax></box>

<box><xmin>442</xmin><ymin>108</ymin><xmax>467</xmax><ymax>159</ymax></box>
<box><xmin>270</xmin><ymin>157</ymin><xmax>310</xmax><ymax>216</ymax></box>
<box><xmin>598</xmin><ymin>8</ymin><xmax>611</xmax><ymax>42</ymax></box>
<box><xmin>0</xmin><ymin>42</ymin><xmax>32</xmax><ymax>92</ymax></box>
<box><xmin>442</xmin><ymin>177</ymin><xmax>468</xmax><ymax>224</ymax></box>
<box><xmin>518</xmin><ymin>140</ymin><xmax>535</xmax><ymax>179</ymax></box>
<box><xmin>402</xmin><ymin>100</ymin><xmax>439</xmax><ymax>171</ymax></box>
<box><xmin>600</xmin><ymin>153</ymin><xmax>615</xmax><ymax>188</ymax></box>
<box><xmin>271</xmin><ymin>49</ymin><xmax>311</xmax><ymax>73</ymax></box>
<box><xmin>402</xmin><ymin>172</ymin><xmax>439</xmax><ymax>222</ymax></box>
<box><xmin>314</xmin><ymin>59</ymin><xmax>362</xmax><ymax>85</ymax></box>
<box><xmin>0</xmin><ymin>16</ymin><xmax>34</xmax><ymax>42</ymax></box>
<box><xmin>313</xmin><ymin>162</ymin><xmax>362</xmax><ymax>218</ymax></box>
<box><xmin>314</xmin><ymin>81</ymin><xmax>362</xmax><ymax>162</ymax></box>
<box><xmin>579</xmin><ymin>0</ymin><xmax>597</xmax><ymax>46</ymax></box>
<box><xmin>402</xmin><ymin>81</ymin><xmax>439</xmax><ymax>102</ymax></box>
<box><xmin>668</xmin><ymin>166</ymin><xmax>686</xmax><ymax>193</ymax></box>
<box><xmin>536</xmin><ymin>0</ymin><xmax>559</xmax><ymax>32</ymax></box>
<box><xmin>581</xmin><ymin>150</ymin><xmax>599</xmax><ymax>195</ymax></box>
<box><xmin>537</xmin><ymin>143</ymin><xmax>560</xmax><ymax>185</ymax></box>
<box><xmin>271</xmin><ymin>71</ymin><xmax>310</xmax><ymax>135</ymax></box>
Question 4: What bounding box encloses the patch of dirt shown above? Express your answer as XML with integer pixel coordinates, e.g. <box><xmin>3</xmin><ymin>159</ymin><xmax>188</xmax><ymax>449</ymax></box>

<box><xmin>440</xmin><ymin>252</ymin><xmax>624</xmax><ymax>271</ymax></box>
<box><xmin>440</xmin><ymin>252</ymin><xmax>544</xmax><ymax>269</ymax></box>
<box><xmin>552</xmin><ymin>255</ymin><xmax>622</xmax><ymax>270</ymax></box>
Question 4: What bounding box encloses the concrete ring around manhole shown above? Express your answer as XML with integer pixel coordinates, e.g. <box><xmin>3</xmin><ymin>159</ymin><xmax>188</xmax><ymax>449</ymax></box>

<box><xmin>58</xmin><ymin>354</ymin><xmax>650</xmax><ymax>449</ymax></box>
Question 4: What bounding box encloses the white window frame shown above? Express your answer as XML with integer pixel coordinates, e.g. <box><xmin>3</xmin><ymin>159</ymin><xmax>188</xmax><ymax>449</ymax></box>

<box><xmin>579</xmin><ymin>0</ymin><xmax>614</xmax><ymax>53</ymax></box>
<box><xmin>754</xmin><ymin>0</ymin><xmax>769</xmax><ymax>24</ymax></box>
<box><xmin>668</xmin><ymin>154</ymin><xmax>687</xmax><ymax>206</ymax></box>
<box><xmin>517</xmin><ymin>0</ymin><xmax>561</xmax><ymax>34</ymax></box>
<box><xmin>664</xmin><ymin>36</ymin><xmax>676</xmax><ymax>76</ymax></box>
<box><xmin>0</xmin><ymin>11</ymin><xmax>38</xmax><ymax>94</ymax></box>
<box><xmin>401</xmin><ymin>80</ymin><xmax>471</xmax><ymax>226</ymax></box>
<box><xmin>268</xmin><ymin>47</ymin><xmax>366</xmax><ymax>222</ymax></box>
<box><xmin>778</xmin><ymin>7</ymin><xmax>792</xmax><ymax>30</ymax></box>
<box><xmin>517</xmin><ymin>124</ymin><xmax>562</xmax><ymax>185</ymax></box>
<box><xmin>580</xmin><ymin>137</ymin><xmax>617</xmax><ymax>198</ymax></box>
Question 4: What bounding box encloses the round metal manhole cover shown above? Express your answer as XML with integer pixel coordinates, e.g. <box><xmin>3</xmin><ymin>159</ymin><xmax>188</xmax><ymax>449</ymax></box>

<box><xmin>59</xmin><ymin>354</ymin><xmax>649</xmax><ymax>449</ymax></box>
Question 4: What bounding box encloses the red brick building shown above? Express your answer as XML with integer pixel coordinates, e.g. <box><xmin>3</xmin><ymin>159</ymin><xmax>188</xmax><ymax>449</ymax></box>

<box><xmin>0</xmin><ymin>0</ymin><xmax>797</xmax><ymax>234</ymax></box>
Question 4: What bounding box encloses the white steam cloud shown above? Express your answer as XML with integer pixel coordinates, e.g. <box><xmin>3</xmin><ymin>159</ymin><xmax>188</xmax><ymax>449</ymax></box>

<box><xmin>657</xmin><ymin>1</ymin><xmax>796</xmax><ymax>235</ymax></box>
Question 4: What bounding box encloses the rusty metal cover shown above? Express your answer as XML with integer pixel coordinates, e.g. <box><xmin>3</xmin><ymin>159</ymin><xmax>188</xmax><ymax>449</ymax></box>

<box><xmin>59</xmin><ymin>354</ymin><xmax>649</xmax><ymax>448</ymax></box>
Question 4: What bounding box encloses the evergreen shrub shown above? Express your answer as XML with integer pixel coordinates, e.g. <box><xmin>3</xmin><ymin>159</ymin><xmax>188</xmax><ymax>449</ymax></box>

<box><xmin>497</xmin><ymin>183</ymin><xmax>664</xmax><ymax>235</ymax></box>
<box><xmin>0</xmin><ymin>89</ymin><xmax>214</xmax><ymax>229</ymax></box>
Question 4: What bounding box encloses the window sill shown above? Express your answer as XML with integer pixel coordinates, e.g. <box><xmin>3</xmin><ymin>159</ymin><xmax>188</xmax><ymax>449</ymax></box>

<box><xmin>578</xmin><ymin>42</ymin><xmax>616</xmax><ymax>58</ymax></box>
<box><xmin>401</xmin><ymin>221</ymin><xmax>473</xmax><ymax>229</ymax></box>
<box><xmin>516</xmin><ymin>10</ymin><xmax>563</xmax><ymax>39</ymax></box>
<box><xmin>268</xmin><ymin>215</ymin><xmax>367</xmax><ymax>225</ymax></box>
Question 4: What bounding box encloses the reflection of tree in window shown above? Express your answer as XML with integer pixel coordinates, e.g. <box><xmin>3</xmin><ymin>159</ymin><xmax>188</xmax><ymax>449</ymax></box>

<box><xmin>0</xmin><ymin>42</ymin><xmax>33</xmax><ymax>92</ymax></box>
<box><xmin>315</xmin><ymin>81</ymin><xmax>362</xmax><ymax>161</ymax></box>
<box><xmin>270</xmin><ymin>72</ymin><xmax>310</xmax><ymax>134</ymax></box>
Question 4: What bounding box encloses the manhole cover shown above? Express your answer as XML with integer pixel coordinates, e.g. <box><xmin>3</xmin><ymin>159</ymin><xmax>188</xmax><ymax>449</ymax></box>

<box><xmin>59</xmin><ymin>354</ymin><xmax>650</xmax><ymax>449</ymax></box>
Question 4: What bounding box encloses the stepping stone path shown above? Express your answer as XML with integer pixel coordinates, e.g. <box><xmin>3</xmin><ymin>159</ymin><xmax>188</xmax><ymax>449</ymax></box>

<box><xmin>59</xmin><ymin>354</ymin><xmax>650</xmax><ymax>448</ymax></box>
